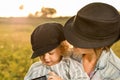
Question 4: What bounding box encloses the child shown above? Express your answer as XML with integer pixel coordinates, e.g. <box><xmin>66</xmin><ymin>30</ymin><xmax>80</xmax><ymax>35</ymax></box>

<box><xmin>24</xmin><ymin>23</ymin><xmax>83</xmax><ymax>80</ymax></box>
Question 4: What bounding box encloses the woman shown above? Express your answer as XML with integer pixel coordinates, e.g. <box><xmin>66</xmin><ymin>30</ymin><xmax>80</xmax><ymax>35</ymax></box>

<box><xmin>64</xmin><ymin>2</ymin><xmax>120</xmax><ymax>80</ymax></box>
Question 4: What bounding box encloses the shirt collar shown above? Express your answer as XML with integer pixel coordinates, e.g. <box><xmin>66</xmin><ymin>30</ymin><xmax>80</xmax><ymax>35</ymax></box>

<box><xmin>95</xmin><ymin>50</ymin><xmax>110</xmax><ymax>70</ymax></box>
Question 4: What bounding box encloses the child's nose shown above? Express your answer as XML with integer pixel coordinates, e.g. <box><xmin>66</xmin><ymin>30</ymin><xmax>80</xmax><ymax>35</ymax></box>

<box><xmin>44</xmin><ymin>53</ymin><xmax>50</xmax><ymax>60</ymax></box>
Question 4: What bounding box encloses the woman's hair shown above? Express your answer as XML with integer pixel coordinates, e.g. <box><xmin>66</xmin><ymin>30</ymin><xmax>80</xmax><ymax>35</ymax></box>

<box><xmin>94</xmin><ymin>46</ymin><xmax>111</xmax><ymax>57</ymax></box>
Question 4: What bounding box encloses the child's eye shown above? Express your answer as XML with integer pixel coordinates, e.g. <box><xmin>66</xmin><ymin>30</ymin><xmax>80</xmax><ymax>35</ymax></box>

<box><xmin>49</xmin><ymin>52</ymin><xmax>54</xmax><ymax>55</ymax></box>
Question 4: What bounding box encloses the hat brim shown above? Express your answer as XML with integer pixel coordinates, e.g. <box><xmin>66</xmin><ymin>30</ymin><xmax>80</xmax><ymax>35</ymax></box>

<box><xmin>31</xmin><ymin>44</ymin><xmax>59</xmax><ymax>59</ymax></box>
<box><xmin>64</xmin><ymin>16</ymin><xmax>119</xmax><ymax>48</ymax></box>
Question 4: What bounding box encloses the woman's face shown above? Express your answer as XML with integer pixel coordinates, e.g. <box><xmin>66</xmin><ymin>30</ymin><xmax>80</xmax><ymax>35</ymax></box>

<box><xmin>39</xmin><ymin>47</ymin><xmax>62</xmax><ymax>66</ymax></box>
<box><xmin>73</xmin><ymin>47</ymin><xmax>95</xmax><ymax>55</ymax></box>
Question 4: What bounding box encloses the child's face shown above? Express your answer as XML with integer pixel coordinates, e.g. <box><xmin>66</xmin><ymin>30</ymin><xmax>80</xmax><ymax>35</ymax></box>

<box><xmin>39</xmin><ymin>47</ymin><xmax>62</xmax><ymax>66</ymax></box>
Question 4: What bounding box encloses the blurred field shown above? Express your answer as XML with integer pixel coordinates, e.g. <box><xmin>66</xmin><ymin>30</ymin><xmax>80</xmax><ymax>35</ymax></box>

<box><xmin>0</xmin><ymin>17</ymin><xmax>69</xmax><ymax>80</ymax></box>
<box><xmin>0</xmin><ymin>17</ymin><xmax>120</xmax><ymax>80</ymax></box>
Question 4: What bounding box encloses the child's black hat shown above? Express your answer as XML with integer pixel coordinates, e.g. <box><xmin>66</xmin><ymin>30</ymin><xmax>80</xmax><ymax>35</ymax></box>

<box><xmin>31</xmin><ymin>23</ymin><xmax>65</xmax><ymax>59</ymax></box>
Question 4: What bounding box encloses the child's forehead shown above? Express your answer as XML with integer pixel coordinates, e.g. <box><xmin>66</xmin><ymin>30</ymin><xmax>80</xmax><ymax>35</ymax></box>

<box><xmin>40</xmin><ymin>47</ymin><xmax>61</xmax><ymax>56</ymax></box>
<box><xmin>48</xmin><ymin>47</ymin><xmax>61</xmax><ymax>53</ymax></box>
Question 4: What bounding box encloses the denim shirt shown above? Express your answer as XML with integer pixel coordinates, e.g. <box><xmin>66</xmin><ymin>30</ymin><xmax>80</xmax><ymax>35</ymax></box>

<box><xmin>72</xmin><ymin>49</ymin><xmax>120</xmax><ymax>80</ymax></box>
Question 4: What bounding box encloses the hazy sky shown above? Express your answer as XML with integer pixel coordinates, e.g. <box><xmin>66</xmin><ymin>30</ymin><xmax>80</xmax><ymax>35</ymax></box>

<box><xmin>0</xmin><ymin>0</ymin><xmax>120</xmax><ymax>17</ymax></box>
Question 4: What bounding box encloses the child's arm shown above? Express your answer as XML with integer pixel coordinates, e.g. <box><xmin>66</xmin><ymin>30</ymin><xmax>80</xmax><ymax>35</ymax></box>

<box><xmin>31</xmin><ymin>75</ymin><xmax>47</xmax><ymax>80</ymax></box>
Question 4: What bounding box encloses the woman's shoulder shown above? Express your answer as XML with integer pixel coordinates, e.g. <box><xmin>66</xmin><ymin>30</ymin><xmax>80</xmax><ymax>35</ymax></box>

<box><xmin>96</xmin><ymin>50</ymin><xmax>120</xmax><ymax>79</ymax></box>
<box><xmin>108</xmin><ymin>50</ymin><xmax>120</xmax><ymax>70</ymax></box>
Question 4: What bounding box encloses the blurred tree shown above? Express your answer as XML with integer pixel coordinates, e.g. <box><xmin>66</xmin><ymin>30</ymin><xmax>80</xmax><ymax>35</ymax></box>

<box><xmin>19</xmin><ymin>5</ymin><xmax>24</xmax><ymax>10</ymax></box>
<box><xmin>27</xmin><ymin>7</ymin><xmax>56</xmax><ymax>18</ymax></box>
<box><xmin>41</xmin><ymin>7</ymin><xmax>56</xmax><ymax>17</ymax></box>
<box><xmin>35</xmin><ymin>11</ymin><xmax>41</xmax><ymax>17</ymax></box>
<box><xmin>28</xmin><ymin>13</ymin><xmax>34</xmax><ymax>17</ymax></box>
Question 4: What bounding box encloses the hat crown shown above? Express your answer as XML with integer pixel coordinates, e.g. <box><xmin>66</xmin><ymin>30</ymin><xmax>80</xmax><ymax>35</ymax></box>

<box><xmin>72</xmin><ymin>2</ymin><xmax>120</xmax><ymax>40</ymax></box>
<box><xmin>31</xmin><ymin>23</ymin><xmax>65</xmax><ymax>50</ymax></box>
<box><xmin>77</xmin><ymin>3</ymin><xmax>119</xmax><ymax>21</ymax></box>
<box><xmin>64</xmin><ymin>2</ymin><xmax>120</xmax><ymax>48</ymax></box>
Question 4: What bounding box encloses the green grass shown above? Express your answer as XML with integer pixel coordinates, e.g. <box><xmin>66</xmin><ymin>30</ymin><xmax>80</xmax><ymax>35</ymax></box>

<box><xmin>0</xmin><ymin>24</ymin><xmax>32</xmax><ymax>80</ymax></box>
<box><xmin>111</xmin><ymin>40</ymin><xmax>120</xmax><ymax>57</ymax></box>
<box><xmin>0</xmin><ymin>17</ymin><xmax>120</xmax><ymax>80</ymax></box>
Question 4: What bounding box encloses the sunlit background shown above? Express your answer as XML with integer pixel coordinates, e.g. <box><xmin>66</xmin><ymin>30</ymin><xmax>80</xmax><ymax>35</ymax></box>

<box><xmin>0</xmin><ymin>0</ymin><xmax>120</xmax><ymax>17</ymax></box>
<box><xmin>0</xmin><ymin>0</ymin><xmax>120</xmax><ymax>80</ymax></box>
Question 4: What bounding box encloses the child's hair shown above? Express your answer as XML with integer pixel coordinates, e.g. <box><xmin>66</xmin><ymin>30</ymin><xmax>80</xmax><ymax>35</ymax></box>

<box><xmin>58</xmin><ymin>40</ymin><xmax>73</xmax><ymax>57</ymax></box>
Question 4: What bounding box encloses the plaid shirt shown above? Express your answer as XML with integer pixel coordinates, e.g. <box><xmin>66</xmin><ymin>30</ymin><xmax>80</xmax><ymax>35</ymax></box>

<box><xmin>24</xmin><ymin>57</ymin><xmax>83</xmax><ymax>80</ymax></box>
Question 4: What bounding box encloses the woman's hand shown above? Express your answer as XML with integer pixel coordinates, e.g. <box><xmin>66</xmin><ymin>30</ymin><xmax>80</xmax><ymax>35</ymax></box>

<box><xmin>48</xmin><ymin>72</ymin><xmax>63</xmax><ymax>80</ymax></box>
